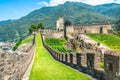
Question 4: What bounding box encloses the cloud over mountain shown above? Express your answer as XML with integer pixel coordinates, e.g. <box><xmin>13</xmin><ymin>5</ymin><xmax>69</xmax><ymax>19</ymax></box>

<box><xmin>38</xmin><ymin>1</ymin><xmax>49</xmax><ymax>7</ymax></box>
<box><xmin>49</xmin><ymin>0</ymin><xmax>120</xmax><ymax>6</ymax></box>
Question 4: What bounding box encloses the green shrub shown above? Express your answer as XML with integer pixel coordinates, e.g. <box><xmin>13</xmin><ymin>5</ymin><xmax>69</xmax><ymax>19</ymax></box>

<box><xmin>13</xmin><ymin>40</ymin><xmax>22</xmax><ymax>51</ymax></box>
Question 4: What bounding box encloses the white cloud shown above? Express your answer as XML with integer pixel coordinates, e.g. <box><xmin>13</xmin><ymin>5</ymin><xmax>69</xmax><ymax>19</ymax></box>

<box><xmin>49</xmin><ymin>0</ymin><xmax>67</xmax><ymax>6</ymax></box>
<box><xmin>85</xmin><ymin>0</ymin><xmax>114</xmax><ymax>5</ymax></box>
<box><xmin>115</xmin><ymin>0</ymin><xmax>120</xmax><ymax>3</ymax></box>
<box><xmin>49</xmin><ymin>0</ymin><xmax>120</xmax><ymax>6</ymax></box>
<box><xmin>38</xmin><ymin>1</ymin><xmax>49</xmax><ymax>7</ymax></box>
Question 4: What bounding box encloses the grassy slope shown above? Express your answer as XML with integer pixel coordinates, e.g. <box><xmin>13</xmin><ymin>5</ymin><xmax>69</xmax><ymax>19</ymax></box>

<box><xmin>29</xmin><ymin>33</ymin><xmax>91</xmax><ymax>80</ymax></box>
<box><xmin>45</xmin><ymin>38</ymin><xmax>72</xmax><ymax>53</ymax></box>
<box><xmin>87</xmin><ymin>34</ymin><xmax>120</xmax><ymax>51</ymax></box>
<box><xmin>13</xmin><ymin>36</ymin><xmax>34</xmax><ymax>50</ymax></box>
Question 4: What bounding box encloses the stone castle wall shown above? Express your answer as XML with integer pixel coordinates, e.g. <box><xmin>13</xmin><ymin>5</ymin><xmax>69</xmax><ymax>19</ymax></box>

<box><xmin>40</xmin><ymin>23</ymin><xmax>112</xmax><ymax>39</ymax></box>
<box><xmin>40</xmin><ymin>29</ymin><xmax>64</xmax><ymax>38</ymax></box>
<box><xmin>66</xmin><ymin>24</ymin><xmax>112</xmax><ymax>37</ymax></box>
<box><xmin>40</xmin><ymin>17</ymin><xmax>113</xmax><ymax>39</ymax></box>
<box><xmin>0</xmin><ymin>36</ymin><xmax>36</xmax><ymax>80</ymax></box>
<box><xmin>44</xmin><ymin>42</ymin><xmax>120</xmax><ymax>80</ymax></box>
<box><xmin>44</xmin><ymin>43</ymin><xmax>105</xmax><ymax>79</ymax></box>
<box><xmin>42</xmin><ymin>34</ymin><xmax>120</xmax><ymax>80</ymax></box>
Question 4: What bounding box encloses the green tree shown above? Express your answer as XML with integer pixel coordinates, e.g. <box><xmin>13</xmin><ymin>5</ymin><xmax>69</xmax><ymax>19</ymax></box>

<box><xmin>29</xmin><ymin>23</ymin><xmax>37</xmax><ymax>34</ymax></box>
<box><xmin>37</xmin><ymin>23</ymin><xmax>45</xmax><ymax>29</ymax></box>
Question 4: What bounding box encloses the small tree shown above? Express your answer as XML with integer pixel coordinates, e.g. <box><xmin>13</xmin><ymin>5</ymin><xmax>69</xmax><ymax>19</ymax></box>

<box><xmin>29</xmin><ymin>23</ymin><xmax>37</xmax><ymax>34</ymax></box>
<box><xmin>29</xmin><ymin>23</ymin><xmax>45</xmax><ymax>34</ymax></box>
<box><xmin>37</xmin><ymin>23</ymin><xmax>45</xmax><ymax>29</ymax></box>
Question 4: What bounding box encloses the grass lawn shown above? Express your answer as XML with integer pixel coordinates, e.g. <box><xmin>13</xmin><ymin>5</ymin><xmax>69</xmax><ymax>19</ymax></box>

<box><xmin>29</xmin><ymin>33</ymin><xmax>91</xmax><ymax>80</ymax></box>
<box><xmin>13</xmin><ymin>36</ymin><xmax>34</xmax><ymax>50</ymax></box>
<box><xmin>45</xmin><ymin>38</ymin><xmax>72</xmax><ymax>53</ymax></box>
<box><xmin>87</xmin><ymin>34</ymin><xmax>120</xmax><ymax>51</ymax></box>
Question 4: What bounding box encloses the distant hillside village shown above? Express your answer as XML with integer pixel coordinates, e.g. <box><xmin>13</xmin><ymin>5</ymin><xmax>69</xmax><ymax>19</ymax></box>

<box><xmin>40</xmin><ymin>16</ymin><xmax>112</xmax><ymax>38</ymax></box>
<box><xmin>0</xmin><ymin>42</ymin><xmax>14</xmax><ymax>52</ymax></box>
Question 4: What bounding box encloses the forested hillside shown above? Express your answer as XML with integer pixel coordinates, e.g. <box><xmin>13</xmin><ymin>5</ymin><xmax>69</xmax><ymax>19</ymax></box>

<box><xmin>0</xmin><ymin>1</ymin><xmax>119</xmax><ymax>42</ymax></box>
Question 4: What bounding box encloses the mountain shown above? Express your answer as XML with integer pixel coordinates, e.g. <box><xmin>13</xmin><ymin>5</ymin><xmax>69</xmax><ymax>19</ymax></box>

<box><xmin>93</xmin><ymin>3</ymin><xmax>120</xmax><ymax>18</ymax></box>
<box><xmin>0</xmin><ymin>20</ymin><xmax>12</xmax><ymax>25</ymax></box>
<box><xmin>0</xmin><ymin>1</ymin><xmax>119</xmax><ymax>42</ymax></box>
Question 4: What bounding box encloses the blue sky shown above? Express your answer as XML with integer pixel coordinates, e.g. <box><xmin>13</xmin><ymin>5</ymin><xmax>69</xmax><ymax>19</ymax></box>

<box><xmin>0</xmin><ymin>0</ymin><xmax>50</xmax><ymax>21</ymax></box>
<box><xmin>0</xmin><ymin>0</ymin><xmax>120</xmax><ymax>21</ymax></box>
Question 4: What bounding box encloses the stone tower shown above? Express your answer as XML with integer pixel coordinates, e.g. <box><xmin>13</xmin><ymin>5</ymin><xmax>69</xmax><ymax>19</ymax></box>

<box><xmin>56</xmin><ymin>16</ymin><xmax>64</xmax><ymax>31</ymax></box>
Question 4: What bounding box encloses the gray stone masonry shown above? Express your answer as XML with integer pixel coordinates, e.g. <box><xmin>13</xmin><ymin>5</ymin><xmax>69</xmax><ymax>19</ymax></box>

<box><xmin>104</xmin><ymin>50</ymin><xmax>120</xmax><ymax>80</ymax></box>
<box><xmin>0</xmin><ymin>42</ymin><xmax>35</xmax><ymax>80</ymax></box>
